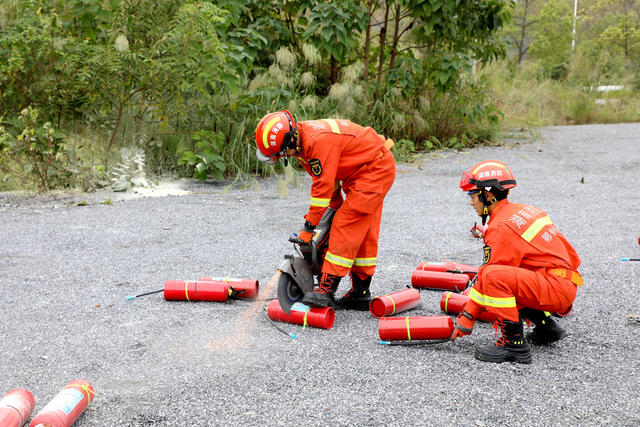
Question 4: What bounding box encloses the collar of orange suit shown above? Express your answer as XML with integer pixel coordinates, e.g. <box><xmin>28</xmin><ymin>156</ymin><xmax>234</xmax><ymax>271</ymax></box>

<box><xmin>485</xmin><ymin>198</ymin><xmax>509</xmax><ymax>225</ymax></box>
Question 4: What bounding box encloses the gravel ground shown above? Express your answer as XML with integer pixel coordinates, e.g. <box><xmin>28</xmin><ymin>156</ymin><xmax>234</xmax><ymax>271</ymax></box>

<box><xmin>1</xmin><ymin>123</ymin><xmax>639</xmax><ymax>426</ymax></box>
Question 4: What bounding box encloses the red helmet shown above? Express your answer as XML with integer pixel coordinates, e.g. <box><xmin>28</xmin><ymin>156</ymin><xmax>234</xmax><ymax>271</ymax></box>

<box><xmin>459</xmin><ymin>160</ymin><xmax>517</xmax><ymax>192</ymax></box>
<box><xmin>255</xmin><ymin>110</ymin><xmax>297</xmax><ymax>164</ymax></box>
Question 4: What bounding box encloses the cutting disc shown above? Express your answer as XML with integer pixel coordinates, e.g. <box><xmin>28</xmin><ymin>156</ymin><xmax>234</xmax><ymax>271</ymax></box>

<box><xmin>277</xmin><ymin>273</ymin><xmax>304</xmax><ymax>314</ymax></box>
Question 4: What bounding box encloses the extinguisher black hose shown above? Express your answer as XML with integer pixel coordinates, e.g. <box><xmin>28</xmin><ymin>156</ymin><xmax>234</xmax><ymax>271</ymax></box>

<box><xmin>263</xmin><ymin>302</ymin><xmax>297</xmax><ymax>339</ymax></box>
<box><xmin>446</xmin><ymin>270</ymin><xmax>478</xmax><ymax>275</ymax></box>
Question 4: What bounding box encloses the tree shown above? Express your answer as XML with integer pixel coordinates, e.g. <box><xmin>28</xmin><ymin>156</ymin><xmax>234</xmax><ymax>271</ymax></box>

<box><xmin>527</xmin><ymin>0</ymin><xmax>573</xmax><ymax>78</ymax></box>
<box><xmin>502</xmin><ymin>0</ymin><xmax>540</xmax><ymax>64</ymax></box>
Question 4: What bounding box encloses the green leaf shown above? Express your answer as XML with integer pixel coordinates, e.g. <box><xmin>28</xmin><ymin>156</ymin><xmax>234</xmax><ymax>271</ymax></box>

<box><xmin>178</xmin><ymin>151</ymin><xmax>198</xmax><ymax>165</ymax></box>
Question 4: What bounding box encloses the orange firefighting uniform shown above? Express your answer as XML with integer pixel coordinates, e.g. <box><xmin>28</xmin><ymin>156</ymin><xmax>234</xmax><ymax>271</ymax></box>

<box><xmin>295</xmin><ymin>119</ymin><xmax>396</xmax><ymax>277</ymax></box>
<box><xmin>463</xmin><ymin>199</ymin><xmax>582</xmax><ymax>322</ymax></box>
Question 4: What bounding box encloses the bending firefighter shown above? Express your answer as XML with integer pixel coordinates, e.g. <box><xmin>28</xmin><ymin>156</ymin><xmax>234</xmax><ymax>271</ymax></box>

<box><xmin>451</xmin><ymin>160</ymin><xmax>582</xmax><ymax>364</ymax></box>
<box><xmin>255</xmin><ymin>111</ymin><xmax>396</xmax><ymax>309</ymax></box>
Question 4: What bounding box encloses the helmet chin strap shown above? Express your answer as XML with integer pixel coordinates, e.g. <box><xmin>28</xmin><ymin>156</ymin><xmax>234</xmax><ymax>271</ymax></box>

<box><xmin>478</xmin><ymin>190</ymin><xmax>497</xmax><ymax>226</ymax></box>
<box><xmin>280</xmin><ymin>127</ymin><xmax>299</xmax><ymax>167</ymax></box>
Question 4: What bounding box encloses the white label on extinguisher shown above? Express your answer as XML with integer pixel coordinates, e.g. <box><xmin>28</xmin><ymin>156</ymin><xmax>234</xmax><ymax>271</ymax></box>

<box><xmin>290</xmin><ymin>302</ymin><xmax>310</xmax><ymax>312</ymax></box>
<box><xmin>0</xmin><ymin>394</ymin><xmax>24</xmax><ymax>408</ymax></box>
<box><xmin>40</xmin><ymin>388</ymin><xmax>84</xmax><ymax>416</ymax></box>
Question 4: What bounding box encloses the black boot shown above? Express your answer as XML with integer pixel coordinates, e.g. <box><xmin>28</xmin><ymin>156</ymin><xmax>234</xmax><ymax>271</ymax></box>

<box><xmin>335</xmin><ymin>273</ymin><xmax>372</xmax><ymax>310</ymax></box>
<box><xmin>302</xmin><ymin>273</ymin><xmax>341</xmax><ymax>308</ymax></box>
<box><xmin>520</xmin><ymin>308</ymin><xmax>567</xmax><ymax>345</ymax></box>
<box><xmin>475</xmin><ymin>320</ymin><xmax>532</xmax><ymax>364</ymax></box>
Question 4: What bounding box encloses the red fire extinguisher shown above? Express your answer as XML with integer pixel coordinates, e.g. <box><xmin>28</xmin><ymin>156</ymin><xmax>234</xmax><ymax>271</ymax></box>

<box><xmin>29</xmin><ymin>379</ymin><xmax>95</xmax><ymax>427</ymax></box>
<box><xmin>411</xmin><ymin>270</ymin><xmax>470</xmax><ymax>292</ymax></box>
<box><xmin>415</xmin><ymin>261</ymin><xmax>478</xmax><ymax>280</ymax></box>
<box><xmin>369</xmin><ymin>288</ymin><xmax>421</xmax><ymax>318</ymax></box>
<box><xmin>0</xmin><ymin>389</ymin><xmax>34</xmax><ymax>427</ymax></box>
<box><xmin>440</xmin><ymin>291</ymin><xmax>498</xmax><ymax>322</ymax></box>
<box><xmin>378</xmin><ymin>315</ymin><xmax>453</xmax><ymax>341</ymax></box>
<box><xmin>198</xmin><ymin>277</ymin><xmax>259</xmax><ymax>299</ymax></box>
<box><xmin>267</xmin><ymin>300</ymin><xmax>335</xmax><ymax>329</ymax></box>
<box><xmin>164</xmin><ymin>280</ymin><xmax>231</xmax><ymax>302</ymax></box>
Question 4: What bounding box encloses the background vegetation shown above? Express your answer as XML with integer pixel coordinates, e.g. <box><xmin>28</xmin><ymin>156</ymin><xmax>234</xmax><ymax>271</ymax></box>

<box><xmin>0</xmin><ymin>0</ymin><xmax>638</xmax><ymax>192</ymax></box>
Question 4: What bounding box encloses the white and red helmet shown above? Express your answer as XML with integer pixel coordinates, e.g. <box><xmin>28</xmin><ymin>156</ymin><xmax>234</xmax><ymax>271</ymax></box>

<box><xmin>459</xmin><ymin>160</ymin><xmax>517</xmax><ymax>192</ymax></box>
<box><xmin>255</xmin><ymin>110</ymin><xmax>298</xmax><ymax>164</ymax></box>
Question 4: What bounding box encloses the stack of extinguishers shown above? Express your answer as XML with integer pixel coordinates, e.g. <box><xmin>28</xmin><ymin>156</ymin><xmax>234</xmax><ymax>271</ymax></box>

<box><xmin>378</xmin><ymin>260</ymin><xmax>489</xmax><ymax>345</ymax></box>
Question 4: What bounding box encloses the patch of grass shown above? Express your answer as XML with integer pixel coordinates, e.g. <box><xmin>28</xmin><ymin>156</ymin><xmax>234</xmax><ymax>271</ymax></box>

<box><xmin>484</xmin><ymin>61</ymin><xmax>640</xmax><ymax>128</ymax></box>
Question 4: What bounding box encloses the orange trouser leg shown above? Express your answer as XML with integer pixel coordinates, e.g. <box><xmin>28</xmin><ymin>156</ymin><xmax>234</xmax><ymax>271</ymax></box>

<box><xmin>323</xmin><ymin>205</ymin><xmax>377</xmax><ymax>277</ymax></box>
<box><xmin>322</xmin><ymin>153</ymin><xmax>395</xmax><ymax>277</ymax></box>
<box><xmin>468</xmin><ymin>264</ymin><xmax>577</xmax><ymax>322</ymax></box>
<box><xmin>350</xmin><ymin>202</ymin><xmax>384</xmax><ymax>277</ymax></box>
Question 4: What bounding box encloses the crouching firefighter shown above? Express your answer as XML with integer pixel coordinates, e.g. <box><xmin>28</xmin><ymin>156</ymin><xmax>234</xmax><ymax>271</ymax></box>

<box><xmin>451</xmin><ymin>160</ymin><xmax>582</xmax><ymax>364</ymax></box>
<box><xmin>255</xmin><ymin>111</ymin><xmax>396</xmax><ymax>309</ymax></box>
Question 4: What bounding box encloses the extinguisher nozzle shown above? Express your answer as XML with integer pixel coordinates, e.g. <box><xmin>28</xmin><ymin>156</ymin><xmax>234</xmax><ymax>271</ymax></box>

<box><xmin>289</xmin><ymin>333</ymin><xmax>298</xmax><ymax>339</ymax></box>
<box><xmin>379</xmin><ymin>340</ymin><xmax>391</xmax><ymax>345</ymax></box>
<box><xmin>125</xmin><ymin>296</ymin><xmax>135</xmax><ymax>301</ymax></box>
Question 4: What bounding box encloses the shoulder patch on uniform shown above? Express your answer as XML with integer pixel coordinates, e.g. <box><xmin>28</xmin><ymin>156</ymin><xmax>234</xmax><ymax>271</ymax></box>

<box><xmin>483</xmin><ymin>245</ymin><xmax>491</xmax><ymax>264</ymax></box>
<box><xmin>309</xmin><ymin>158</ymin><xmax>322</xmax><ymax>176</ymax></box>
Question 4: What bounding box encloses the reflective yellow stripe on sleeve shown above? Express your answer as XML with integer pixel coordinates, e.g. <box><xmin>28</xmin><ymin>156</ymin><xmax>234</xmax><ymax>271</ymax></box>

<box><xmin>310</xmin><ymin>197</ymin><xmax>330</xmax><ymax>207</ymax></box>
<box><xmin>325</xmin><ymin>251</ymin><xmax>354</xmax><ymax>268</ymax></box>
<box><xmin>324</xmin><ymin>119</ymin><xmax>341</xmax><ymax>134</ymax></box>
<box><xmin>521</xmin><ymin>216</ymin><xmax>553</xmax><ymax>242</ymax></box>
<box><xmin>469</xmin><ymin>288</ymin><xmax>516</xmax><ymax>308</ymax></box>
<box><xmin>353</xmin><ymin>257</ymin><xmax>377</xmax><ymax>267</ymax></box>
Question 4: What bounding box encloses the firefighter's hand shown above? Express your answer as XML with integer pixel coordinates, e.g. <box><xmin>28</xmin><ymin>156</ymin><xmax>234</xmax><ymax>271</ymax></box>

<box><xmin>451</xmin><ymin>312</ymin><xmax>475</xmax><ymax>341</ymax></box>
<box><xmin>297</xmin><ymin>230</ymin><xmax>313</xmax><ymax>244</ymax></box>
<box><xmin>471</xmin><ymin>223</ymin><xmax>486</xmax><ymax>238</ymax></box>
<box><xmin>295</xmin><ymin>221</ymin><xmax>316</xmax><ymax>244</ymax></box>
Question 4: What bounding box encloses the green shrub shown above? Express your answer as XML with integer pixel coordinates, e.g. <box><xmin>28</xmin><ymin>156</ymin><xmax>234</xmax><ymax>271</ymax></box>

<box><xmin>0</xmin><ymin>107</ymin><xmax>69</xmax><ymax>191</ymax></box>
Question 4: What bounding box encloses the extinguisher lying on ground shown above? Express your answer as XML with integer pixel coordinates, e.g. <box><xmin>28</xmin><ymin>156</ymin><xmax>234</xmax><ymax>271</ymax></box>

<box><xmin>29</xmin><ymin>379</ymin><xmax>95</xmax><ymax>427</ymax></box>
<box><xmin>369</xmin><ymin>288</ymin><xmax>421</xmax><ymax>318</ymax></box>
<box><xmin>440</xmin><ymin>291</ymin><xmax>498</xmax><ymax>322</ymax></box>
<box><xmin>414</xmin><ymin>261</ymin><xmax>478</xmax><ymax>280</ymax></box>
<box><xmin>0</xmin><ymin>389</ymin><xmax>34</xmax><ymax>427</ymax></box>
<box><xmin>411</xmin><ymin>261</ymin><xmax>478</xmax><ymax>292</ymax></box>
<box><xmin>378</xmin><ymin>315</ymin><xmax>454</xmax><ymax>345</ymax></box>
<box><xmin>126</xmin><ymin>277</ymin><xmax>259</xmax><ymax>302</ymax></box>
<box><xmin>267</xmin><ymin>300</ymin><xmax>335</xmax><ymax>330</ymax></box>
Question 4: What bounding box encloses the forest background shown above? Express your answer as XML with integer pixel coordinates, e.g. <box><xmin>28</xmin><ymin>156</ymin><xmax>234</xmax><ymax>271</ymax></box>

<box><xmin>0</xmin><ymin>0</ymin><xmax>638</xmax><ymax>192</ymax></box>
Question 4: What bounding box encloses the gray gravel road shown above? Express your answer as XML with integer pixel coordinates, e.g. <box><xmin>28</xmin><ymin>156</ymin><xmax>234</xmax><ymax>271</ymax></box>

<box><xmin>1</xmin><ymin>123</ymin><xmax>639</xmax><ymax>426</ymax></box>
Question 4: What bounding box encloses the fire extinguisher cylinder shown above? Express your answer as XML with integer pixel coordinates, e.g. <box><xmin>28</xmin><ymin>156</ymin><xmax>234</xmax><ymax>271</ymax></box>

<box><xmin>440</xmin><ymin>291</ymin><xmax>498</xmax><ymax>322</ymax></box>
<box><xmin>164</xmin><ymin>280</ymin><xmax>230</xmax><ymax>302</ymax></box>
<box><xmin>411</xmin><ymin>270</ymin><xmax>469</xmax><ymax>292</ymax></box>
<box><xmin>369</xmin><ymin>288</ymin><xmax>421</xmax><ymax>318</ymax></box>
<box><xmin>415</xmin><ymin>261</ymin><xmax>478</xmax><ymax>280</ymax></box>
<box><xmin>29</xmin><ymin>379</ymin><xmax>95</xmax><ymax>427</ymax></box>
<box><xmin>378</xmin><ymin>316</ymin><xmax>454</xmax><ymax>341</ymax></box>
<box><xmin>0</xmin><ymin>389</ymin><xmax>35</xmax><ymax>427</ymax></box>
<box><xmin>267</xmin><ymin>300</ymin><xmax>335</xmax><ymax>329</ymax></box>
<box><xmin>198</xmin><ymin>277</ymin><xmax>259</xmax><ymax>299</ymax></box>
